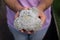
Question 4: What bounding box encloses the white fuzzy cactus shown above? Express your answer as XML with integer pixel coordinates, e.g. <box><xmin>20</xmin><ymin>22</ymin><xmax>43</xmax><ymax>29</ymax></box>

<box><xmin>14</xmin><ymin>7</ymin><xmax>42</xmax><ymax>32</ymax></box>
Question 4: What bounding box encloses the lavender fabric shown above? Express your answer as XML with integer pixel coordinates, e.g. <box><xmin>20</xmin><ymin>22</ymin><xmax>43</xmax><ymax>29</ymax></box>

<box><xmin>6</xmin><ymin>0</ymin><xmax>51</xmax><ymax>30</ymax></box>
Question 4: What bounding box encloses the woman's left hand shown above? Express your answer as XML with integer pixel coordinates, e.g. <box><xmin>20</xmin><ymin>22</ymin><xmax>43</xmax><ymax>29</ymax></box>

<box><xmin>38</xmin><ymin>10</ymin><xmax>46</xmax><ymax>25</ymax></box>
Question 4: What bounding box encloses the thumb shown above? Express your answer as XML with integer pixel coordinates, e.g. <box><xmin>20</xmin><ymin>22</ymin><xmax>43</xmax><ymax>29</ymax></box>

<box><xmin>24</xmin><ymin>7</ymin><xmax>29</xmax><ymax>10</ymax></box>
<box><xmin>38</xmin><ymin>12</ymin><xmax>46</xmax><ymax>25</ymax></box>
<box><xmin>15</xmin><ymin>11</ymin><xmax>19</xmax><ymax>19</ymax></box>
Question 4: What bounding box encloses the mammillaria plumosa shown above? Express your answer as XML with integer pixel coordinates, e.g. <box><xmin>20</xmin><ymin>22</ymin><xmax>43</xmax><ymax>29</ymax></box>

<box><xmin>14</xmin><ymin>7</ymin><xmax>42</xmax><ymax>32</ymax></box>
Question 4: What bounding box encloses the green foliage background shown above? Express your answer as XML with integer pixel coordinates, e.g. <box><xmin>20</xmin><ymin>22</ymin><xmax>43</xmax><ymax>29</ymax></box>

<box><xmin>53</xmin><ymin>0</ymin><xmax>60</xmax><ymax>37</ymax></box>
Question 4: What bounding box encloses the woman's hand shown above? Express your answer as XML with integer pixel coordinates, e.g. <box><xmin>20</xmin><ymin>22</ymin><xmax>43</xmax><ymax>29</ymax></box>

<box><xmin>15</xmin><ymin>12</ymin><xmax>33</xmax><ymax>34</ymax></box>
<box><xmin>15</xmin><ymin>7</ymin><xmax>32</xmax><ymax>34</ymax></box>
<box><xmin>38</xmin><ymin>10</ymin><xmax>46</xmax><ymax>25</ymax></box>
<box><xmin>15</xmin><ymin>7</ymin><xmax>29</xmax><ymax>19</ymax></box>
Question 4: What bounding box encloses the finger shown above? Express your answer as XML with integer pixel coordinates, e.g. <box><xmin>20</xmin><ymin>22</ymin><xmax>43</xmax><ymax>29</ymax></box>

<box><xmin>41</xmin><ymin>14</ymin><xmax>46</xmax><ymax>24</ymax></box>
<box><xmin>22</xmin><ymin>29</ymin><xmax>26</xmax><ymax>32</ymax></box>
<box><xmin>15</xmin><ymin>11</ymin><xmax>19</xmax><ymax>19</ymax></box>
<box><xmin>19</xmin><ymin>29</ymin><xmax>24</xmax><ymax>33</ymax></box>
<box><xmin>38</xmin><ymin>12</ymin><xmax>46</xmax><ymax>24</ymax></box>
<box><xmin>27</xmin><ymin>31</ymin><xmax>32</xmax><ymax>34</ymax></box>
<box><xmin>27</xmin><ymin>30</ymin><xmax>34</xmax><ymax>34</ymax></box>
<box><xmin>24</xmin><ymin>7</ymin><xmax>29</xmax><ymax>10</ymax></box>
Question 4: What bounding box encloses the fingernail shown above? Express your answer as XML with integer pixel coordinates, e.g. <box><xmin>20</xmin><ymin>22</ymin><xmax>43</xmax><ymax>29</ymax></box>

<box><xmin>21</xmin><ymin>30</ymin><xmax>24</xmax><ymax>33</ymax></box>
<box><xmin>28</xmin><ymin>32</ymin><xmax>32</xmax><ymax>34</ymax></box>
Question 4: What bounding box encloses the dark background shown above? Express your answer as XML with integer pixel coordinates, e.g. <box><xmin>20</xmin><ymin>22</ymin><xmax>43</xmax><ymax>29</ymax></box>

<box><xmin>53</xmin><ymin>0</ymin><xmax>60</xmax><ymax>39</ymax></box>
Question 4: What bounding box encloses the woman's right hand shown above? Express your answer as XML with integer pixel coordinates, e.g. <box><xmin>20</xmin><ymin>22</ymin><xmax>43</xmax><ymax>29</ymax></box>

<box><xmin>15</xmin><ymin>7</ymin><xmax>33</xmax><ymax>34</ymax></box>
